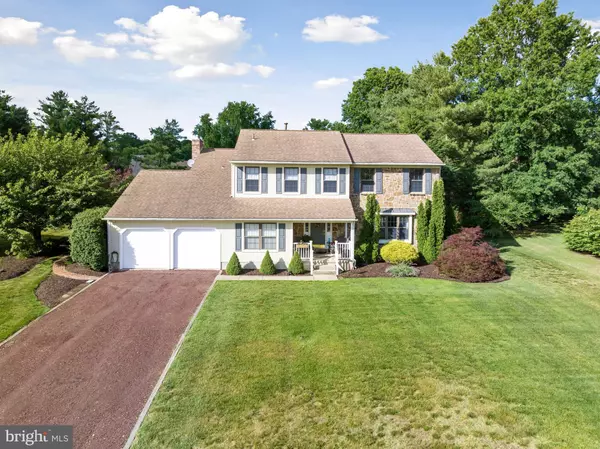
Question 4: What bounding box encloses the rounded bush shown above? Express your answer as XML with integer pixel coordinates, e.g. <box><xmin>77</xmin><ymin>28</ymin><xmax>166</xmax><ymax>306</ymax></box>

<box><xmin>386</xmin><ymin>262</ymin><xmax>420</xmax><ymax>278</ymax></box>
<box><xmin>259</xmin><ymin>250</ymin><xmax>277</xmax><ymax>275</ymax></box>
<box><xmin>9</xmin><ymin>231</ymin><xmax>38</xmax><ymax>258</ymax></box>
<box><xmin>563</xmin><ymin>209</ymin><xmax>600</xmax><ymax>256</ymax></box>
<box><xmin>226</xmin><ymin>252</ymin><xmax>242</xmax><ymax>275</ymax></box>
<box><xmin>288</xmin><ymin>251</ymin><xmax>305</xmax><ymax>275</ymax></box>
<box><xmin>435</xmin><ymin>227</ymin><xmax>506</xmax><ymax>282</ymax></box>
<box><xmin>380</xmin><ymin>241</ymin><xmax>418</xmax><ymax>264</ymax></box>
<box><xmin>70</xmin><ymin>207</ymin><xmax>110</xmax><ymax>271</ymax></box>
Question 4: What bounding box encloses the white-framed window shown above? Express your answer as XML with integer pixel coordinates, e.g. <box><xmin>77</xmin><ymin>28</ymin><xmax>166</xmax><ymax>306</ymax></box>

<box><xmin>244</xmin><ymin>223</ymin><xmax>277</xmax><ymax>250</ymax></box>
<box><xmin>380</xmin><ymin>216</ymin><xmax>410</xmax><ymax>241</ymax></box>
<box><xmin>245</xmin><ymin>166</ymin><xmax>260</xmax><ymax>192</ymax></box>
<box><xmin>284</xmin><ymin>167</ymin><xmax>299</xmax><ymax>193</ymax></box>
<box><xmin>326</xmin><ymin>223</ymin><xmax>332</xmax><ymax>232</ymax></box>
<box><xmin>360</xmin><ymin>168</ymin><xmax>375</xmax><ymax>192</ymax></box>
<box><xmin>409</xmin><ymin>169</ymin><xmax>424</xmax><ymax>193</ymax></box>
<box><xmin>323</xmin><ymin>168</ymin><xmax>338</xmax><ymax>193</ymax></box>
<box><xmin>304</xmin><ymin>223</ymin><xmax>311</xmax><ymax>234</ymax></box>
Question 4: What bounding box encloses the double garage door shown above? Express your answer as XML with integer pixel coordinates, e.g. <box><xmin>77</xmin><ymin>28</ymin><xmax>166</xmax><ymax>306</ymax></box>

<box><xmin>122</xmin><ymin>228</ymin><xmax>220</xmax><ymax>270</ymax></box>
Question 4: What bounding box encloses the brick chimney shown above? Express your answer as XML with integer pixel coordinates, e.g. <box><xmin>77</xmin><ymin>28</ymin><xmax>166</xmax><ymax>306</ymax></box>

<box><xmin>191</xmin><ymin>138</ymin><xmax>203</xmax><ymax>160</ymax></box>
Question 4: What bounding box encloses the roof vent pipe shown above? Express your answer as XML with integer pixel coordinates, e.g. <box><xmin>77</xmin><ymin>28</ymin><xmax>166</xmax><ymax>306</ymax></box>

<box><xmin>284</xmin><ymin>122</ymin><xmax>288</xmax><ymax>130</ymax></box>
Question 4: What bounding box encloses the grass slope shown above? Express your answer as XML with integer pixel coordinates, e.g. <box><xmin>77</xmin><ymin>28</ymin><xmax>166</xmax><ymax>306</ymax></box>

<box><xmin>0</xmin><ymin>260</ymin><xmax>52</xmax><ymax>341</ymax></box>
<box><xmin>133</xmin><ymin>234</ymin><xmax>600</xmax><ymax>449</ymax></box>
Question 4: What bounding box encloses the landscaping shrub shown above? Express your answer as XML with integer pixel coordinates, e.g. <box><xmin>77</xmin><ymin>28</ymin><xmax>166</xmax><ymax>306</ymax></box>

<box><xmin>70</xmin><ymin>207</ymin><xmax>110</xmax><ymax>271</ymax></box>
<box><xmin>288</xmin><ymin>251</ymin><xmax>305</xmax><ymax>275</ymax></box>
<box><xmin>416</xmin><ymin>200</ymin><xmax>431</xmax><ymax>260</ymax></box>
<box><xmin>356</xmin><ymin>194</ymin><xmax>381</xmax><ymax>264</ymax></box>
<box><xmin>380</xmin><ymin>241</ymin><xmax>419</xmax><ymax>264</ymax></box>
<box><xmin>435</xmin><ymin>227</ymin><xmax>506</xmax><ymax>282</ymax></box>
<box><xmin>563</xmin><ymin>209</ymin><xmax>600</xmax><ymax>256</ymax></box>
<box><xmin>226</xmin><ymin>252</ymin><xmax>242</xmax><ymax>275</ymax></box>
<box><xmin>424</xmin><ymin>180</ymin><xmax>446</xmax><ymax>263</ymax></box>
<box><xmin>8</xmin><ymin>231</ymin><xmax>39</xmax><ymax>258</ymax></box>
<box><xmin>259</xmin><ymin>251</ymin><xmax>277</xmax><ymax>275</ymax></box>
<box><xmin>300</xmin><ymin>234</ymin><xmax>312</xmax><ymax>243</ymax></box>
<box><xmin>386</xmin><ymin>262</ymin><xmax>420</xmax><ymax>278</ymax></box>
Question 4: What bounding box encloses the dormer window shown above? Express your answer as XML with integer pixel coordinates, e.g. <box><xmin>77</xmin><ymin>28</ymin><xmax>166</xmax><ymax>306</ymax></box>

<box><xmin>284</xmin><ymin>168</ymin><xmax>299</xmax><ymax>193</ymax></box>
<box><xmin>245</xmin><ymin>167</ymin><xmax>260</xmax><ymax>192</ymax></box>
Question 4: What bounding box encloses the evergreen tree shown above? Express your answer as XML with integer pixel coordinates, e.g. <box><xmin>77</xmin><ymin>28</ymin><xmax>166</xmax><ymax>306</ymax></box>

<box><xmin>426</xmin><ymin>180</ymin><xmax>446</xmax><ymax>262</ymax></box>
<box><xmin>226</xmin><ymin>253</ymin><xmax>242</xmax><ymax>275</ymax></box>
<box><xmin>417</xmin><ymin>200</ymin><xmax>431</xmax><ymax>259</ymax></box>
<box><xmin>0</xmin><ymin>90</ymin><xmax>31</xmax><ymax>137</ymax></box>
<box><xmin>259</xmin><ymin>250</ymin><xmax>277</xmax><ymax>275</ymax></box>
<box><xmin>356</xmin><ymin>194</ymin><xmax>381</xmax><ymax>264</ymax></box>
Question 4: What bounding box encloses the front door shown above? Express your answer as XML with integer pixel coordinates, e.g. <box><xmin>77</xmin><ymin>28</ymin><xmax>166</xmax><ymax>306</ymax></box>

<box><xmin>310</xmin><ymin>223</ymin><xmax>326</xmax><ymax>245</ymax></box>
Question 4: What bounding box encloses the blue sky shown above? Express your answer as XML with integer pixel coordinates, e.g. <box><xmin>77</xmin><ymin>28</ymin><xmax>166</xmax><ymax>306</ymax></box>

<box><xmin>1</xmin><ymin>0</ymin><xmax>598</xmax><ymax>138</ymax></box>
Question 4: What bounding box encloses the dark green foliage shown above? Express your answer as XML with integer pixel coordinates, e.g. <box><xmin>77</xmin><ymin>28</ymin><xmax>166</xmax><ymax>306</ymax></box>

<box><xmin>226</xmin><ymin>253</ymin><xmax>243</xmax><ymax>275</ymax></box>
<box><xmin>288</xmin><ymin>252</ymin><xmax>305</xmax><ymax>275</ymax></box>
<box><xmin>417</xmin><ymin>200</ymin><xmax>431</xmax><ymax>259</ymax></box>
<box><xmin>259</xmin><ymin>251</ymin><xmax>277</xmax><ymax>275</ymax></box>
<box><xmin>70</xmin><ymin>207</ymin><xmax>110</xmax><ymax>271</ymax></box>
<box><xmin>0</xmin><ymin>90</ymin><xmax>31</xmax><ymax>137</ymax></box>
<box><xmin>194</xmin><ymin>101</ymin><xmax>275</xmax><ymax>148</ymax></box>
<box><xmin>425</xmin><ymin>180</ymin><xmax>446</xmax><ymax>263</ymax></box>
<box><xmin>563</xmin><ymin>209</ymin><xmax>600</xmax><ymax>256</ymax></box>
<box><xmin>300</xmin><ymin>235</ymin><xmax>312</xmax><ymax>243</ymax></box>
<box><xmin>139</xmin><ymin>119</ymin><xmax>190</xmax><ymax>168</ymax></box>
<box><xmin>355</xmin><ymin>194</ymin><xmax>381</xmax><ymax>264</ymax></box>
<box><xmin>304</xmin><ymin>118</ymin><xmax>348</xmax><ymax>132</ymax></box>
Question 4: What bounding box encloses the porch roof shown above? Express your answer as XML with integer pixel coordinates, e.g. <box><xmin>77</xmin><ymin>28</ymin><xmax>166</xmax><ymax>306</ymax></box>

<box><xmin>380</xmin><ymin>208</ymin><xmax>416</xmax><ymax>215</ymax></box>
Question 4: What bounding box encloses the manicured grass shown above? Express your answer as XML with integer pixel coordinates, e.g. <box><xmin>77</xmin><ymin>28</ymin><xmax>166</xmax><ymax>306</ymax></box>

<box><xmin>133</xmin><ymin>234</ymin><xmax>600</xmax><ymax>449</ymax></box>
<box><xmin>0</xmin><ymin>260</ymin><xmax>52</xmax><ymax>341</ymax></box>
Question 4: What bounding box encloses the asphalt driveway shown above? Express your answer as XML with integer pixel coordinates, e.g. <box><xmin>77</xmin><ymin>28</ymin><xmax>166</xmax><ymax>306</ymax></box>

<box><xmin>0</xmin><ymin>270</ymin><xmax>218</xmax><ymax>449</ymax></box>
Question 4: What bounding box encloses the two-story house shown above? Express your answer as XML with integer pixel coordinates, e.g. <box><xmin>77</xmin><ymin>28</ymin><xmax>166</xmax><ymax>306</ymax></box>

<box><xmin>104</xmin><ymin>130</ymin><xmax>443</xmax><ymax>274</ymax></box>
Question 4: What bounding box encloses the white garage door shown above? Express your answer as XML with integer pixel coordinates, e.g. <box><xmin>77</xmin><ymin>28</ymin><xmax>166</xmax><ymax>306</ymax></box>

<box><xmin>122</xmin><ymin>229</ymin><xmax>169</xmax><ymax>269</ymax></box>
<box><xmin>174</xmin><ymin>229</ymin><xmax>220</xmax><ymax>269</ymax></box>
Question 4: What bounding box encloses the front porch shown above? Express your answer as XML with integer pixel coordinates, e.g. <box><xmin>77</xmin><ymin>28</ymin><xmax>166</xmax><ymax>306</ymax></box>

<box><xmin>292</xmin><ymin>222</ymin><xmax>356</xmax><ymax>275</ymax></box>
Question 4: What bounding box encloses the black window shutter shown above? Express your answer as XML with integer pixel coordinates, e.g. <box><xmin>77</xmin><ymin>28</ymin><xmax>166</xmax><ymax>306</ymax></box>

<box><xmin>236</xmin><ymin>166</ymin><xmax>243</xmax><ymax>193</ymax></box>
<box><xmin>261</xmin><ymin>167</ymin><xmax>268</xmax><ymax>193</ymax></box>
<box><xmin>375</xmin><ymin>168</ymin><xmax>383</xmax><ymax>194</ymax></box>
<box><xmin>278</xmin><ymin>223</ymin><xmax>286</xmax><ymax>251</ymax></box>
<box><xmin>353</xmin><ymin>168</ymin><xmax>360</xmax><ymax>194</ymax></box>
<box><xmin>235</xmin><ymin>223</ymin><xmax>242</xmax><ymax>251</ymax></box>
<box><xmin>315</xmin><ymin>168</ymin><xmax>322</xmax><ymax>194</ymax></box>
<box><xmin>339</xmin><ymin>168</ymin><xmax>346</xmax><ymax>195</ymax></box>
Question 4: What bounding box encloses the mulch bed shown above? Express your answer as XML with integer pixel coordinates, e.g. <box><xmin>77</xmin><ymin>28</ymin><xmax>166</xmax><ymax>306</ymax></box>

<box><xmin>64</xmin><ymin>261</ymin><xmax>106</xmax><ymax>277</ymax></box>
<box><xmin>340</xmin><ymin>262</ymin><xmax>510</xmax><ymax>283</ymax></box>
<box><xmin>0</xmin><ymin>256</ymin><xmax>45</xmax><ymax>281</ymax></box>
<box><xmin>35</xmin><ymin>275</ymin><xmax>87</xmax><ymax>308</ymax></box>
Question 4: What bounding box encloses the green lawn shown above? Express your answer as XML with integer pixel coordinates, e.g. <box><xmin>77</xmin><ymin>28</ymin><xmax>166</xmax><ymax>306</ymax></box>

<box><xmin>0</xmin><ymin>260</ymin><xmax>52</xmax><ymax>341</ymax></box>
<box><xmin>133</xmin><ymin>234</ymin><xmax>600</xmax><ymax>449</ymax></box>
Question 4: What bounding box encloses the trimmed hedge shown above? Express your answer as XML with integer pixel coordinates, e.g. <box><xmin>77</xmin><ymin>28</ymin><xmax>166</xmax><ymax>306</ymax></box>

<box><xmin>380</xmin><ymin>241</ymin><xmax>419</xmax><ymax>264</ymax></box>
<box><xmin>435</xmin><ymin>227</ymin><xmax>506</xmax><ymax>282</ymax></box>
<box><xmin>288</xmin><ymin>251</ymin><xmax>305</xmax><ymax>275</ymax></box>
<box><xmin>226</xmin><ymin>252</ymin><xmax>242</xmax><ymax>275</ymax></box>
<box><xmin>259</xmin><ymin>251</ymin><xmax>277</xmax><ymax>275</ymax></box>
<box><xmin>563</xmin><ymin>209</ymin><xmax>600</xmax><ymax>256</ymax></box>
<box><xmin>70</xmin><ymin>207</ymin><xmax>110</xmax><ymax>271</ymax></box>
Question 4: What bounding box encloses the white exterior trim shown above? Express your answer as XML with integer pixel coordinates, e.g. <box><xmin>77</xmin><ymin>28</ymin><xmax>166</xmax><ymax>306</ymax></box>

<box><xmin>106</xmin><ymin>217</ymin><xmax>357</xmax><ymax>222</ymax></box>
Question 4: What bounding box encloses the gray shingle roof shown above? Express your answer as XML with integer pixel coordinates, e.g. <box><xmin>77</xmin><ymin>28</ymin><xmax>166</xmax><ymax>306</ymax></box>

<box><xmin>343</xmin><ymin>133</ymin><xmax>444</xmax><ymax>165</ymax></box>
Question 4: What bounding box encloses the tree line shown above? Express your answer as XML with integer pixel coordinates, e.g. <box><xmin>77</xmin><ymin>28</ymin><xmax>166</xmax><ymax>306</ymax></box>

<box><xmin>306</xmin><ymin>0</ymin><xmax>600</xmax><ymax>232</ymax></box>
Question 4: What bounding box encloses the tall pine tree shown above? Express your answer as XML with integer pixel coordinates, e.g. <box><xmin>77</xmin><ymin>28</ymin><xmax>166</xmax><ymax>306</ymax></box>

<box><xmin>425</xmin><ymin>180</ymin><xmax>446</xmax><ymax>263</ymax></box>
<box><xmin>417</xmin><ymin>200</ymin><xmax>432</xmax><ymax>260</ymax></box>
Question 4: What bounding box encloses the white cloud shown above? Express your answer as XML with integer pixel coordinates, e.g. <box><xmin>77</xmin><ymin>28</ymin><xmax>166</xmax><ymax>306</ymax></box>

<box><xmin>303</xmin><ymin>15</ymin><xmax>388</xmax><ymax>44</ymax></box>
<box><xmin>0</xmin><ymin>17</ymin><xmax>42</xmax><ymax>45</ymax></box>
<box><xmin>53</xmin><ymin>36</ymin><xmax>118</xmax><ymax>63</ymax></box>
<box><xmin>42</xmin><ymin>27</ymin><xmax>76</xmax><ymax>36</ymax></box>
<box><xmin>254</xmin><ymin>65</ymin><xmax>275</xmax><ymax>78</ymax></box>
<box><xmin>128</xmin><ymin>50</ymin><xmax>152</xmax><ymax>60</ymax></box>
<box><xmin>98</xmin><ymin>32</ymin><xmax>129</xmax><ymax>45</ymax></box>
<box><xmin>111</xmin><ymin>6</ymin><xmax>272</xmax><ymax>79</ymax></box>
<box><xmin>314</xmin><ymin>77</ymin><xmax>350</xmax><ymax>89</ymax></box>
<box><xmin>583</xmin><ymin>19</ymin><xmax>600</xmax><ymax>34</ymax></box>
<box><xmin>114</xmin><ymin>17</ymin><xmax>140</xmax><ymax>31</ymax></box>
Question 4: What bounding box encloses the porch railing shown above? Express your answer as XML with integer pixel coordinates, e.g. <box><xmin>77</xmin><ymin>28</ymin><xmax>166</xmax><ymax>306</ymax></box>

<box><xmin>293</xmin><ymin>241</ymin><xmax>314</xmax><ymax>275</ymax></box>
<box><xmin>334</xmin><ymin>241</ymin><xmax>355</xmax><ymax>275</ymax></box>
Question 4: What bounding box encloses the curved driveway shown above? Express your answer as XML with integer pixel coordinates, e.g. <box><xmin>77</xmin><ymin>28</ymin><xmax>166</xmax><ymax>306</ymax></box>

<box><xmin>0</xmin><ymin>270</ymin><xmax>217</xmax><ymax>449</ymax></box>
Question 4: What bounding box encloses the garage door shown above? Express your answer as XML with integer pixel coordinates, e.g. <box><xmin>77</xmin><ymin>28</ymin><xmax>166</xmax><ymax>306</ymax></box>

<box><xmin>122</xmin><ymin>229</ymin><xmax>169</xmax><ymax>269</ymax></box>
<box><xmin>174</xmin><ymin>229</ymin><xmax>220</xmax><ymax>269</ymax></box>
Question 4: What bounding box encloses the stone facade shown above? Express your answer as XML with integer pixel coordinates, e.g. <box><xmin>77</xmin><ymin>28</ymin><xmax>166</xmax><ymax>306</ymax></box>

<box><xmin>351</xmin><ymin>167</ymin><xmax>441</xmax><ymax>235</ymax></box>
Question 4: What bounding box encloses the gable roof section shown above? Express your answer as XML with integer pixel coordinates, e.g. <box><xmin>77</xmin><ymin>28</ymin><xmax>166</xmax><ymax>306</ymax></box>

<box><xmin>233</xmin><ymin>129</ymin><xmax>352</xmax><ymax>163</ymax></box>
<box><xmin>342</xmin><ymin>133</ymin><xmax>444</xmax><ymax>165</ymax></box>
<box><xmin>105</xmin><ymin>148</ymin><xmax>356</xmax><ymax>220</ymax></box>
